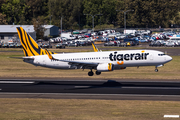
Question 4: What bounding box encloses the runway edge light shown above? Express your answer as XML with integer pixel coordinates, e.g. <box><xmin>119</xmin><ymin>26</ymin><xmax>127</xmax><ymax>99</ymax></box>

<box><xmin>164</xmin><ymin>115</ymin><xmax>180</xmax><ymax>118</ymax></box>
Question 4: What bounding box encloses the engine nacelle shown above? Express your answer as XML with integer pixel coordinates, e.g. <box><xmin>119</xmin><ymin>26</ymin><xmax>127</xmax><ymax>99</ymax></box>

<box><xmin>97</xmin><ymin>63</ymin><xmax>114</xmax><ymax>72</ymax></box>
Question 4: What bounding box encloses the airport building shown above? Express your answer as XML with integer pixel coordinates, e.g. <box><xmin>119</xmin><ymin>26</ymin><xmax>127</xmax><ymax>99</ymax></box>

<box><xmin>0</xmin><ymin>25</ymin><xmax>59</xmax><ymax>43</ymax></box>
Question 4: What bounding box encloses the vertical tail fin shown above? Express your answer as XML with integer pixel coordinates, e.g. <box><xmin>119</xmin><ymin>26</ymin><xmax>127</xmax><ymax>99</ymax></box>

<box><xmin>16</xmin><ymin>27</ymin><xmax>47</xmax><ymax>56</ymax></box>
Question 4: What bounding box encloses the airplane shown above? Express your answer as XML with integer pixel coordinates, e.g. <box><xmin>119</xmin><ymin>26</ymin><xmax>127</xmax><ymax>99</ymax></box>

<box><xmin>16</xmin><ymin>27</ymin><xmax>172</xmax><ymax>76</ymax></box>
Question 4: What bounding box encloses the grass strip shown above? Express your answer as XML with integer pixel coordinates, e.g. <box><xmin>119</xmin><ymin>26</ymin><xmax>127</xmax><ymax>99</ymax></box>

<box><xmin>0</xmin><ymin>98</ymin><xmax>180</xmax><ymax>120</ymax></box>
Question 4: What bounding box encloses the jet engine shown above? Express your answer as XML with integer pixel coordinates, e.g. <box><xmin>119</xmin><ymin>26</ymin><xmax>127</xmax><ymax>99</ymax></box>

<box><xmin>96</xmin><ymin>63</ymin><xmax>114</xmax><ymax>72</ymax></box>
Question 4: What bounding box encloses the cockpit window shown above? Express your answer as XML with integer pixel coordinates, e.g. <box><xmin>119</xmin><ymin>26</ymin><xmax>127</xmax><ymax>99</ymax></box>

<box><xmin>158</xmin><ymin>54</ymin><xmax>165</xmax><ymax>56</ymax></box>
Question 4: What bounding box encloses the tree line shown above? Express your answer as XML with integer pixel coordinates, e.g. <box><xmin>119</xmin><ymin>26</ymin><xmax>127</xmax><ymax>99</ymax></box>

<box><xmin>0</xmin><ymin>0</ymin><xmax>180</xmax><ymax>30</ymax></box>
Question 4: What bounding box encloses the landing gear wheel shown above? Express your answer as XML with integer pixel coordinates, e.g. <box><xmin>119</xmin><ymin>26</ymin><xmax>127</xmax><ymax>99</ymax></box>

<box><xmin>95</xmin><ymin>71</ymin><xmax>101</xmax><ymax>75</ymax></box>
<box><xmin>155</xmin><ymin>68</ymin><xmax>158</xmax><ymax>72</ymax></box>
<box><xmin>88</xmin><ymin>71</ymin><xmax>94</xmax><ymax>76</ymax></box>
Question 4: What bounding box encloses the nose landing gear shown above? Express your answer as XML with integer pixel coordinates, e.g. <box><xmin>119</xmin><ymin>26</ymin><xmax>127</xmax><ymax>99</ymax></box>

<box><xmin>155</xmin><ymin>68</ymin><xmax>158</xmax><ymax>72</ymax></box>
<box><xmin>155</xmin><ymin>66</ymin><xmax>158</xmax><ymax>72</ymax></box>
<box><xmin>155</xmin><ymin>65</ymin><xmax>163</xmax><ymax>72</ymax></box>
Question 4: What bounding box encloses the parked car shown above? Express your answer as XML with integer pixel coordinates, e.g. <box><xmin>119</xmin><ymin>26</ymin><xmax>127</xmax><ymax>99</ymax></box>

<box><xmin>94</xmin><ymin>36</ymin><xmax>106</xmax><ymax>42</ymax></box>
<box><xmin>68</xmin><ymin>42</ymin><xmax>78</xmax><ymax>47</ymax></box>
<box><xmin>104</xmin><ymin>42</ymin><xmax>114</xmax><ymax>46</ymax></box>
<box><xmin>55</xmin><ymin>43</ymin><xmax>65</xmax><ymax>49</ymax></box>
<box><xmin>104</xmin><ymin>41</ymin><xmax>117</xmax><ymax>46</ymax></box>
<box><xmin>128</xmin><ymin>41</ymin><xmax>137</xmax><ymax>46</ymax></box>
<box><xmin>84</xmin><ymin>33</ymin><xmax>91</xmax><ymax>38</ymax></box>
<box><xmin>116</xmin><ymin>35</ymin><xmax>126</xmax><ymax>40</ymax></box>
<box><xmin>139</xmin><ymin>39</ymin><xmax>148</xmax><ymax>43</ymax></box>
<box><xmin>8</xmin><ymin>43</ymin><xmax>16</xmax><ymax>48</ymax></box>
<box><xmin>117</xmin><ymin>42</ymin><xmax>127</xmax><ymax>47</ymax></box>
<box><xmin>165</xmin><ymin>42</ymin><xmax>176</xmax><ymax>47</ymax></box>
<box><xmin>42</xmin><ymin>43</ymin><xmax>52</xmax><ymax>48</ymax></box>
<box><xmin>79</xmin><ymin>41</ymin><xmax>87</xmax><ymax>46</ymax></box>
<box><xmin>108</xmin><ymin>33</ymin><xmax>116</xmax><ymax>38</ymax></box>
<box><xmin>149</xmin><ymin>41</ymin><xmax>159</xmax><ymax>47</ymax></box>
<box><xmin>149</xmin><ymin>41</ymin><xmax>163</xmax><ymax>47</ymax></box>
<box><xmin>2</xmin><ymin>43</ymin><xmax>9</xmax><ymax>48</ymax></box>
<box><xmin>62</xmin><ymin>41</ymin><xmax>69</xmax><ymax>46</ymax></box>
<box><xmin>15</xmin><ymin>43</ymin><xmax>22</xmax><ymax>48</ymax></box>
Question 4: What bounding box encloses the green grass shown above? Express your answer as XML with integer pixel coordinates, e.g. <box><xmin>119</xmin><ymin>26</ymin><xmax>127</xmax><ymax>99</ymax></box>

<box><xmin>0</xmin><ymin>99</ymin><xmax>180</xmax><ymax>120</ymax></box>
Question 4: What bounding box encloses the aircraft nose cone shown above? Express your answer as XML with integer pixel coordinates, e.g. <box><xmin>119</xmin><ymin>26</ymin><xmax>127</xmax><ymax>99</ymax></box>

<box><xmin>167</xmin><ymin>56</ymin><xmax>172</xmax><ymax>62</ymax></box>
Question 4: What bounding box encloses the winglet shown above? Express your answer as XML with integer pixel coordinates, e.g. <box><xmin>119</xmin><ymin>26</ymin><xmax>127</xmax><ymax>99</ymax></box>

<box><xmin>92</xmin><ymin>41</ymin><xmax>99</xmax><ymax>52</ymax></box>
<box><xmin>45</xmin><ymin>49</ymin><xmax>55</xmax><ymax>60</ymax></box>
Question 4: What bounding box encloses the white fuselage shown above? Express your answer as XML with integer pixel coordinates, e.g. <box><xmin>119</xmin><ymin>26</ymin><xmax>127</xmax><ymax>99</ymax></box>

<box><xmin>25</xmin><ymin>50</ymin><xmax>172</xmax><ymax>70</ymax></box>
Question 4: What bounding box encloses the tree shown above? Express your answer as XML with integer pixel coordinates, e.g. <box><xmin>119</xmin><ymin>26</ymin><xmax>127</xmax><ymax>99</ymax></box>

<box><xmin>0</xmin><ymin>13</ymin><xmax>7</xmax><ymax>24</ymax></box>
<box><xmin>1</xmin><ymin>0</ymin><xmax>25</xmax><ymax>25</ymax></box>
<box><xmin>25</xmin><ymin>0</ymin><xmax>48</xmax><ymax>24</ymax></box>
<box><xmin>120</xmin><ymin>0</ymin><xmax>180</xmax><ymax>28</ymax></box>
<box><xmin>101</xmin><ymin>0</ymin><xmax>116</xmax><ymax>25</ymax></box>
<box><xmin>32</xmin><ymin>16</ymin><xmax>46</xmax><ymax>39</ymax></box>
<box><xmin>115</xmin><ymin>0</ymin><xmax>125</xmax><ymax>27</ymax></box>
<box><xmin>48</xmin><ymin>0</ymin><xmax>83</xmax><ymax>30</ymax></box>
<box><xmin>0</xmin><ymin>0</ymin><xmax>180</xmax><ymax>29</ymax></box>
<box><xmin>83</xmin><ymin>0</ymin><xmax>102</xmax><ymax>27</ymax></box>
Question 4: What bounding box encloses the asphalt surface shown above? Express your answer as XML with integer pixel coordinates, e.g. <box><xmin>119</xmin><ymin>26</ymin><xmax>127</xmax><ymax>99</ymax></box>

<box><xmin>0</xmin><ymin>79</ymin><xmax>180</xmax><ymax>101</ymax></box>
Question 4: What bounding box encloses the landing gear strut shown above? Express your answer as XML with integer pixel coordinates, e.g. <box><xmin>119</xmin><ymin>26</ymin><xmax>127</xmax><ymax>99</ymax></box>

<box><xmin>88</xmin><ymin>70</ymin><xmax>94</xmax><ymax>76</ymax></box>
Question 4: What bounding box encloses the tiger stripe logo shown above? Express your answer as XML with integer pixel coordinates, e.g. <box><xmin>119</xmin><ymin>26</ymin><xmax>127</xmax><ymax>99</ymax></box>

<box><xmin>16</xmin><ymin>27</ymin><xmax>55</xmax><ymax>56</ymax></box>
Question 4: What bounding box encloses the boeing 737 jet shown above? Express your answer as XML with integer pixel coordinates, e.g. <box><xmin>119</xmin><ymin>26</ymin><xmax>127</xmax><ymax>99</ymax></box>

<box><xmin>16</xmin><ymin>27</ymin><xmax>172</xmax><ymax>76</ymax></box>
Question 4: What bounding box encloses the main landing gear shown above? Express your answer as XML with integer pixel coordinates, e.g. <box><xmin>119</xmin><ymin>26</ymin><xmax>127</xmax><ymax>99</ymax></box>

<box><xmin>88</xmin><ymin>70</ymin><xmax>101</xmax><ymax>76</ymax></box>
<box><xmin>88</xmin><ymin>70</ymin><xmax>94</xmax><ymax>76</ymax></box>
<box><xmin>96</xmin><ymin>71</ymin><xmax>101</xmax><ymax>75</ymax></box>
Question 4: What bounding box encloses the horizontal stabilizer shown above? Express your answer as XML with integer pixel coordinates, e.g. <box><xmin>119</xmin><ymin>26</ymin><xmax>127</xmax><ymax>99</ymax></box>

<box><xmin>9</xmin><ymin>57</ymin><xmax>34</xmax><ymax>60</ymax></box>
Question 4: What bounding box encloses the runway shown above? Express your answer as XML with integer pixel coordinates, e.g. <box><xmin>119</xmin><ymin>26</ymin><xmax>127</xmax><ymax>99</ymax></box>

<box><xmin>0</xmin><ymin>79</ymin><xmax>180</xmax><ymax>101</ymax></box>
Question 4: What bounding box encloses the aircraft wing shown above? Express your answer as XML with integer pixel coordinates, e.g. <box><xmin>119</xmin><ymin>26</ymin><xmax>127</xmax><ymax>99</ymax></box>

<box><xmin>45</xmin><ymin>49</ymin><xmax>99</xmax><ymax>68</ymax></box>
<box><xmin>63</xmin><ymin>60</ymin><xmax>99</xmax><ymax>69</ymax></box>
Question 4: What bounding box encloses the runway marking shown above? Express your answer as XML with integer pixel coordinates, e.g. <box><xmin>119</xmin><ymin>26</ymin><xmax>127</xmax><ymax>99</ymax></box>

<box><xmin>0</xmin><ymin>81</ymin><xmax>34</xmax><ymax>84</ymax></box>
<box><xmin>75</xmin><ymin>86</ymin><xmax>91</xmax><ymax>88</ymax></box>
<box><xmin>122</xmin><ymin>87</ymin><xmax>180</xmax><ymax>89</ymax></box>
<box><xmin>164</xmin><ymin>115</ymin><xmax>179</xmax><ymax>118</ymax></box>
